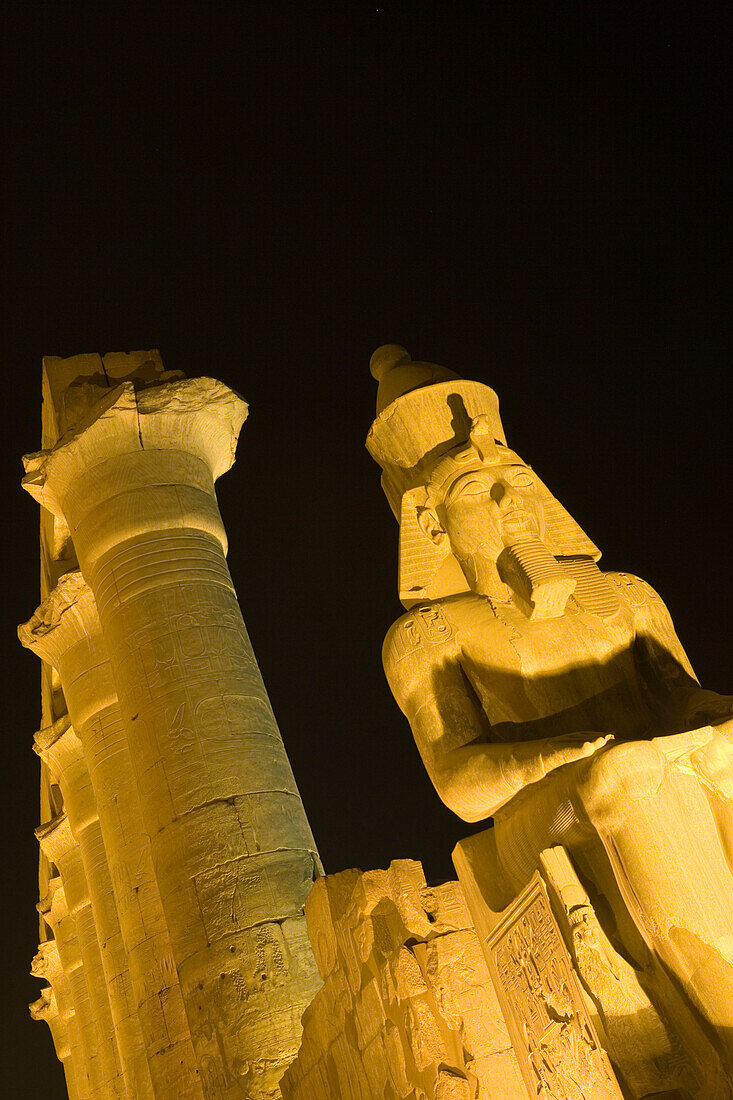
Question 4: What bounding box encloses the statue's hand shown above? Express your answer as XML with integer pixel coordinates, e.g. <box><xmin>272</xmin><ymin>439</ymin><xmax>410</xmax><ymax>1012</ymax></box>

<box><xmin>690</xmin><ymin>733</ymin><xmax>733</xmax><ymax>799</ymax></box>
<box><xmin>685</xmin><ymin>690</ymin><xmax>733</xmax><ymax>729</ymax></box>
<box><xmin>540</xmin><ymin>733</ymin><xmax>614</xmax><ymax>778</ymax></box>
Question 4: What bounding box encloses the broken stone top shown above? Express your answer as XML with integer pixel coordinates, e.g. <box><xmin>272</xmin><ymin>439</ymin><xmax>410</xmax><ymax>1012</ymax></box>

<box><xmin>31</xmin><ymin>939</ymin><xmax>63</xmax><ymax>982</ymax></box>
<box><xmin>22</xmin><ymin>375</ymin><xmax>248</xmax><ymax>519</ymax></box>
<box><xmin>29</xmin><ymin>988</ymin><xmax>58</xmax><ymax>1022</ymax></box>
<box><xmin>18</xmin><ymin>571</ymin><xmax>99</xmax><ymax>667</ymax></box>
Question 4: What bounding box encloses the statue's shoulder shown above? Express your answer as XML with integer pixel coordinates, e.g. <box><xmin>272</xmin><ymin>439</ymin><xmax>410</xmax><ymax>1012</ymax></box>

<box><xmin>383</xmin><ymin>598</ymin><xmax>465</xmax><ymax>681</ymax></box>
<box><xmin>604</xmin><ymin>571</ymin><xmax>668</xmax><ymax>614</ymax></box>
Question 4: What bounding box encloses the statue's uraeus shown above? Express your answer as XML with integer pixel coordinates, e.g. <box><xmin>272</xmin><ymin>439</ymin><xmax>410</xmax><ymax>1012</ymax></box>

<box><xmin>368</xmin><ymin>344</ymin><xmax>733</xmax><ymax>1097</ymax></box>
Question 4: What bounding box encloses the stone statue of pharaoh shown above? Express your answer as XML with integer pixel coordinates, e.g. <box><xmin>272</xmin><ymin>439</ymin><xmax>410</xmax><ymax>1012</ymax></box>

<box><xmin>367</xmin><ymin>344</ymin><xmax>733</xmax><ymax>1069</ymax></box>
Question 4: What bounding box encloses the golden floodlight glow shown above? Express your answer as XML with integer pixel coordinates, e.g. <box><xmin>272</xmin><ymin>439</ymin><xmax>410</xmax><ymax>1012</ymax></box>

<box><xmin>20</xmin><ymin>346</ymin><xmax>733</xmax><ymax>1098</ymax></box>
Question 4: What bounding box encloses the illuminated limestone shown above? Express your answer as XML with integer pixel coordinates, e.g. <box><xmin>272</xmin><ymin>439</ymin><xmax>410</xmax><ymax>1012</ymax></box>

<box><xmin>280</xmin><ymin>860</ymin><xmax>525</xmax><ymax>1099</ymax></box>
<box><xmin>20</xmin><ymin>573</ymin><xmax>203</xmax><ymax>1098</ymax></box>
<box><xmin>38</xmin><ymin>875</ymin><xmax>118</xmax><ymax>1098</ymax></box>
<box><xmin>30</xmin><ymin>941</ymin><xmax>80</xmax><ymax>1100</ymax></box>
<box><xmin>23</xmin><ymin>695</ymin><xmax>154</xmax><ymax>1098</ymax></box>
<box><xmin>36</xmin><ymin>815</ymin><xmax>126</xmax><ymax>1098</ymax></box>
<box><xmin>23</xmin><ymin>368</ymin><xmax>321</xmax><ymax>1097</ymax></box>
<box><xmin>368</xmin><ymin>345</ymin><xmax>733</xmax><ymax>1091</ymax></box>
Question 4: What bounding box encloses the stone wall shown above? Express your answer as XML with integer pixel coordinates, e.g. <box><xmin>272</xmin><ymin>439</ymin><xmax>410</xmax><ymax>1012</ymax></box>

<box><xmin>280</xmin><ymin>860</ymin><xmax>524</xmax><ymax>1099</ymax></box>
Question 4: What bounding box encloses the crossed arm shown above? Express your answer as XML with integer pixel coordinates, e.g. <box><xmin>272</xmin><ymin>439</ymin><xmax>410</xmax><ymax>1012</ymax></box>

<box><xmin>384</xmin><ymin>637</ymin><xmax>610</xmax><ymax>822</ymax></box>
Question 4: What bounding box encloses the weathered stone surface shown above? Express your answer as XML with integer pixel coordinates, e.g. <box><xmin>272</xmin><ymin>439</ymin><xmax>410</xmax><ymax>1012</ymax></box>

<box><xmin>21</xmin><ymin>574</ymin><xmax>202</xmax><ymax>1097</ymax></box>
<box><xmin>22</xmin><ymin>357</ymin><xmax>322</xmax><ymax>1097</ymax></box>
<box><xmin>281</xmin><ymin>861</ymin><xmax>524</xmax><ymax>1099</ymax></box>
<box><xmin>38</xmin><ymin>877</ymin><xmax>114</xmax><ymax>1098</ymax></box>
<box><xmin>369</xmin><ymin>345</ymin><xmax>733</xmax><ymax>1090</ymax></box>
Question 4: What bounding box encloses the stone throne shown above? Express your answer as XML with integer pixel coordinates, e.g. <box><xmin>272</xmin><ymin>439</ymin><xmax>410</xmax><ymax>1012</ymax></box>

<box><xmin>367</xmin><ymin>345</ymin><xmax>733</xmax><ymax>1099</ymax></box>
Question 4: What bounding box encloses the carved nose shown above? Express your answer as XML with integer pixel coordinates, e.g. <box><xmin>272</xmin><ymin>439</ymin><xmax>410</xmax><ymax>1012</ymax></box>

<box><xmin>493</xmin><ymin>482</ymin><xmax>516</xmax><ymax>509</ymax></box>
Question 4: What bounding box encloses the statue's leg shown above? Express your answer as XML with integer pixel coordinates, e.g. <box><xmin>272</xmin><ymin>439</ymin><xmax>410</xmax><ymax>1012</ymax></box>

<box><xmin>574</xmin><ymin>742</ymin><xmax>733</xmax><ymax>1059</ymax></box>
<box><xmin>702</xmin><ymin>787</ymin><xmax>733</xmax><ymax>879</ymax></box>
<box><xmin>494</xmin><ymin>743</ymin><xmax>733</xmax><ymax>1058</ymax></box>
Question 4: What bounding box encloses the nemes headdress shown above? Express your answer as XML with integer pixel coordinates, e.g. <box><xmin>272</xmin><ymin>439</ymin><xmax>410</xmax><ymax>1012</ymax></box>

<box><xmin>366</xmin><ymin>345</ymin><xmax>600</xmax><ymax>607</ymax></box>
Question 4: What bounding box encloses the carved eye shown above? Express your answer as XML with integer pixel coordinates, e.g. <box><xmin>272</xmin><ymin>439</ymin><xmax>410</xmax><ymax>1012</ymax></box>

<box><xmin>509</xmin><ymin>471</ymin><xmax>534</xmax><ymax>488</ymax></box>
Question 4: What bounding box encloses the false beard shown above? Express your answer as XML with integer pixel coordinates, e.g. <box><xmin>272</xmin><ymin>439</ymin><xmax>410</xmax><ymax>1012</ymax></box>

<box><xmin>496</xmin><ymin>537</ymin><xmax>576</xmax><ymax>620</ymax></box>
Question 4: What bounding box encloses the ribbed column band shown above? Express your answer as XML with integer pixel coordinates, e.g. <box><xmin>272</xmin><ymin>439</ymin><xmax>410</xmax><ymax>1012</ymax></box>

<box><xmin>88</xmin><ymin>527</ymin><xmax>321</xmax><ymax>1098</ymax></box>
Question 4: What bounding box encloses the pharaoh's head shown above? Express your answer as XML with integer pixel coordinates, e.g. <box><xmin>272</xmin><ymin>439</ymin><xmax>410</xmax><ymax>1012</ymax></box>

<box><xmin>366</xmin><ymin>345</ymin><xmax>600</xmax><ymax>615</ymax></box>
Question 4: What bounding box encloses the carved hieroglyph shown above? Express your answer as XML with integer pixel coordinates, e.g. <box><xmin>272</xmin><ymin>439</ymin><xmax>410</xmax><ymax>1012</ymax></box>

<box><xmin>368</xmin><ymin>344</ymin><xmax>733</xmax><ymax>1088</ymax></box>
<box><xmin>22</xmin><ymin>355</ymin><xmax>322</xmax><ymax>1098</ymax></box>
<box><xmin>469</xmin><ymin>867</ymin><xmax>622</xmax><ymax>1099</ymax></box>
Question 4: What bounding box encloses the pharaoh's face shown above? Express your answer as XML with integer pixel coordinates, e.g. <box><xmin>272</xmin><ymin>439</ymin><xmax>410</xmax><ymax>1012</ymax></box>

<box><xmin>443</xmin><ymin>463</ymin><xmax>545</xmax><ymax>548</ymax></box>
<box><xmin>419</xmin><ymin>462</ymin><xmax>546</xmax><ymax>596</ymax></box>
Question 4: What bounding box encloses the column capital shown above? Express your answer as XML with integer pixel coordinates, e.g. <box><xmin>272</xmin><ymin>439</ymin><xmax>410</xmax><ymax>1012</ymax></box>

<box><xmin>38</xmin><ymin>876</ymin><xmax>69</xmax><ymax>931</ymax></box>
<box><xmin>32</xmin><ymin>939</ymin><xmax>64</xmax><ymax>985</ymax></box>
<box><xmin>33</xmin><ymin>712</ymin><xmax>86</xmax><ymax>792</ymax></box>
<box><xmin>19</xmin><ymin>571</ymin><xmax>98</xmax><ymax>668</ymax></box>
<box><xmin>30</xmin><ymin>988</ymin><xmax>72</xmax><ymax>1063</ymax></box>
<box><xmin>38</xmin><ymin>874</ymin><xmax>63</xmax><ymax>917</ymax></box>
<box><xmin>36</xmin><ymin>812</ymin><xmax>76</xmax><ymax>867</ymax></box>
<box><xmin>22</xmin><ymin>376</ymin><xmax>248</xmax><ymax>519</ymax></box>
<box><xmin>30</xmin><ymin>985</ymin><xmax>57</xmax><ymax>1020</ymax></box>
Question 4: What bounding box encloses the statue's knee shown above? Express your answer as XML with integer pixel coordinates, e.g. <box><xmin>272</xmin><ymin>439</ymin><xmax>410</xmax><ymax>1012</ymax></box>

<box><xmin>579</xmin><ymin>741</ymin><xmax>667</xmax><ymax>825</ymax></box>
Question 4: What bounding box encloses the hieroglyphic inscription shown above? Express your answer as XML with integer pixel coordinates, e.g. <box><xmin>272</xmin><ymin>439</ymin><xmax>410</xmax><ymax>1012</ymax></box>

<box><xmin>390</xmin><ymin>603</ymin><xmax>454</xmax><ymax>662</ymax></box>
<box><xmin>486</xmin><ymin>873</ymin><xmax>622</xmax><ymax>1100</ymax></box>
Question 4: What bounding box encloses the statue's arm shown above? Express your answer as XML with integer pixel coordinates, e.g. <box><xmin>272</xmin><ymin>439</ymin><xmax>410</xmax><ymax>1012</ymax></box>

<box><xmin>383</xmin><ymin>616</ymin><xmax>611</xmax><ymax>822</ymax></box>
<box><xmin>626</xmin><ymin>575</ymin><xmax>733</xmax><ymax>728</ymax></box>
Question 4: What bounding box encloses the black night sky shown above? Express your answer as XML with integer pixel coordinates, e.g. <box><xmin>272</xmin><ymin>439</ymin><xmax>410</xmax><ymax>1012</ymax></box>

<box><xmin>1</xmin><ymin>5</ymin><xmax>730</xmax><ymax>1092</ymax></box>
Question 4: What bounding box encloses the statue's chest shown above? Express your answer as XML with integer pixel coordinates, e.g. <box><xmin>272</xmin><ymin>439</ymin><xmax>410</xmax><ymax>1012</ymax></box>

<box><xmin>460</xmin><ymin>603</ymin><xmax>645</xmax><ymax>735</ymax></box>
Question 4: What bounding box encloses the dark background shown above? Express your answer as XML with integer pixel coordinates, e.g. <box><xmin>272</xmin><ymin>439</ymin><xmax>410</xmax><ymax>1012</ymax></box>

<box><xmin>1</xmin><ymin>4</ymin><xmax>729</xmax><ymax>1092</ymax></box>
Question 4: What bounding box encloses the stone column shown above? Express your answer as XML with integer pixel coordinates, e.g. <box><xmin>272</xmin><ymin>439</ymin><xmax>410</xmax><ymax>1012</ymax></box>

<box><xmin>24</xmin><ymin>378</ymin><xmax>322</xmax><ymax>1097</ymax></box>
<box><xmin>26</xmin><ymin>698</ymin><xmax>154</xmax><ymax>1099</ymax></box>
<box><xmin>31</xmin><ymin>939</ymin><xmax>86</xmax><ymax>1100</ymax></box>
<box><xmin>37</xmin><ymin>817</ymin><xmax>126</xmax><ymax>1099</ymax></box>
<box><xmin>38</xmin><ymin>878</ymin><xmax>103</xmax><ymax>1099</ymax></box>
<box><xmin>29</xmin><ymin>988</ymin><xmax>74</xmax><ymax>1093</ymax></box>
<box><xmin>23</xmin><ymin>573</ymin><xmax>203</xmax><ymax>1099</ymax></box>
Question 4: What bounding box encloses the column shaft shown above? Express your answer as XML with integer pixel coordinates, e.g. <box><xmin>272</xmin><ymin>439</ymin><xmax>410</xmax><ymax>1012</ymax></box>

<box><xmin>38</xmin><ymin>818</ymin><xmax>126</xmax><ymax>1098</ymax></box>
<box><xmin>30</xmin><ymin>987</ymin><xmax>78</xmax><ymax>1100</ymax></box>
<box><xmin>90</xmin><ymin>529</ymin><xmax>321</xmax><ymax>1096</ymax></box>
<box><xmin>25</xmin><ymin>573</ymin><xmax>205</xmax><ymax>1098</ymax></box>
<box><xmin>34</xmin><ymin>719</ymin><xmax>154</xmax><ymax>1099</ymax></box>
<box><xmin>25</xmin><ymin>377</ymin><xmax>323</xmax><ymax>1098</ymax></box>
<box><xmin>32</xmin><ymin>939</ymin><xmax>86</xmax><ymax>1100</ymax></box>
<box><xmin>39</xmin><ymin>880</ymin><xmax>104</xmax><ymax>1099</ymax></box>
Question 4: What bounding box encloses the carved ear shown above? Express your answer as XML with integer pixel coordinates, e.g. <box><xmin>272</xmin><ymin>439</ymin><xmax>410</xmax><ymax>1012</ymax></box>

<box><xmin>398</xmin><ymin>488</ymin><xmax>451</xmax><ymax>604</ymax></box>
<box><xmin>416</xmin><ymin>506</ymin><xmax>449</xmax><ymax>549</ymax></box>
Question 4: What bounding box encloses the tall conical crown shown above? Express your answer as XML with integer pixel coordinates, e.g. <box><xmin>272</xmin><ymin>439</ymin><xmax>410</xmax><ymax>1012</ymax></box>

<box><xmin>366</xmin><ymin>345</ymin><xmax>600</xmax><ymax>606</ymax></box>
<box><xmin>366</xmin><ymin>344</ymin><xmax>506</xmax><ymax>518</ymax></box>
